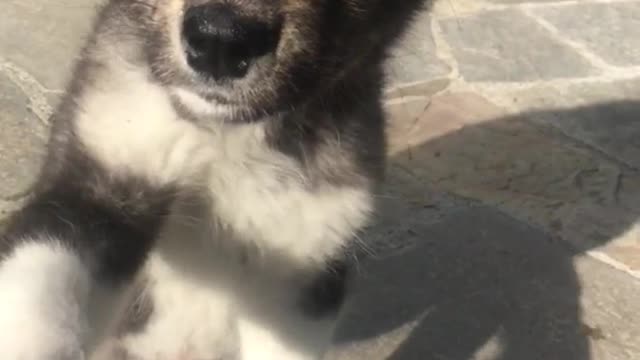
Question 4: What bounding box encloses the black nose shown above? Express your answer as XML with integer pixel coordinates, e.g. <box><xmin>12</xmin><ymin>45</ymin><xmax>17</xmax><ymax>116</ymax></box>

<box><xmin>182</xmin><ymin>5</ymin><xmax>278</xmax><ymax>80</ymax></box>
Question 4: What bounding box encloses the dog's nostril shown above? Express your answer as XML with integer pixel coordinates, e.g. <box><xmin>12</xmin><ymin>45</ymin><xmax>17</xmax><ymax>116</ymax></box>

<box><xmin>182</xmin><ymin>5</ymin><xmax>277</xmax><ymax>80</ymax></box>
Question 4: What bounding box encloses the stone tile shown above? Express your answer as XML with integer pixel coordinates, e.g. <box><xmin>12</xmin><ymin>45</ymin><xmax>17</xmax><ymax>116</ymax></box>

<box><xmin>491</xmin><ymin>0</ymin><xmax>557</xmax><ymax>2</ymax></box>
<box><xmin>385</xmin><ymin>78</ymin><xmax>451</xmax><ymax>101</ymax></box>
<box><xmin>430</xmin><ymin>0</ymin><xmax>488</xmax><ymax>17</ymax></box>
<box><xmin>576</xmin><ymin>254</ymin><xmax>640</xmax><ymax>360</ymax></box>
<box><xmin>385</xmin><ymin>92</ymin><xmax>640</xmax><ymax>271</ymax></box>
<box><xmin>0</xmin><ymin>0</ymin><xmax>102</xmax><ymax>91</ymax></box>
<box><xmin>386</xmin><ymin>9</ymin><xmax>451</xmax><ymax>88</ymax></box>
<box><xmin>504</xmin><ymin>79</ymin><xmax>640</xmax><ymax>169</ymax></box>
<box><xmin>559</xmin><ymin>170</ymin><xmax>640</xmax><ymax>275</ymax></box>
<box><xmin>533</xmin><ymin>99</ymin><xmax>640</xmax><ymax>169</ymax></box>
<box><xmin>533</xmin><ymin>2</ymin><xmax>640</xmax><ymax>66</ymax></box>
<box><xmin>438</xmin><ymin>9</ymin><xmax>596</xmax><ymax>82</ymax></box>
<box><xmin>329</xmin><ymin>207</ymin><xmax>640</xmax><ymax>360</ymax></box>
<box><xmin>0</xmin><ymin>73</ymin><xmax>48</xmax><ymax>199</ymax></box>
<box><xmin>385</xmin><ymin>92</ymin><xmax>506</xmax><ymax>155</ymax></box>
<box><xmin>363</xmin><ymin>183</ymin><xmax>473</xmax><ymax>257</ymax></box>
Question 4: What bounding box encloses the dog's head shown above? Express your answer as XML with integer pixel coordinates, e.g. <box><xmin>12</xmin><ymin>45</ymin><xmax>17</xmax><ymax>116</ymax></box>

<box><xmin>129</xmin><ymin>0</ymin><xmax>426</xmax><ymax>120</ymax></box>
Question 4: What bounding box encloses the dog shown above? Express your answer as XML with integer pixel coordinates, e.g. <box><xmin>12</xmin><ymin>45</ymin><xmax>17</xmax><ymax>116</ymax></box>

<box><xmin>0</xmin><ymin>0</ymin><xmax>427</xmax><ymax>358</ymax></box>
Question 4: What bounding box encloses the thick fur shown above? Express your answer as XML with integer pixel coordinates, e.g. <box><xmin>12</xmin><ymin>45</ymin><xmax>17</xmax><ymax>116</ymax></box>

<box><xmin>0</xmin><ymin>0</ymin><xmax>427</xmax><ymax>359</ymax></box>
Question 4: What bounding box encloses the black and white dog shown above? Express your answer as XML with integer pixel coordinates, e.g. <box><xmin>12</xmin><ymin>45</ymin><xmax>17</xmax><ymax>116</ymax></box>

<box><xmin>0</xmin><ymin>0</ymin><xmax>426</xmax><ymax>359</ymax></box>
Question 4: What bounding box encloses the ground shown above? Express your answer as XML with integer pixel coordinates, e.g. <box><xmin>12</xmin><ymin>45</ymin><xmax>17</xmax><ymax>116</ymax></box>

<box><xmin>1</xmin><ymin>0</ymin><xmax>639</xmax><ymax>359</ymax></box>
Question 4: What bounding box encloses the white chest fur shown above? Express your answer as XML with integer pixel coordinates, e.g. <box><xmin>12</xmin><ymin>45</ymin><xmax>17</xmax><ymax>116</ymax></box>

<box><xmin>75</xmin><ymin>61</ymin><xmax>373</xmax><ymax>360</ymax></box>
<box><xmin>74</xmin><ymin>60</ymin><xmax>373</xmax><ymax>270</ymax></box>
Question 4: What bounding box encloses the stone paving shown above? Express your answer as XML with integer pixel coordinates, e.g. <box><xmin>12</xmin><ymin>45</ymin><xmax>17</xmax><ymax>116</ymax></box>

<box><xmin>1</xmin><ymin>0</ymin><xmax>640</xmax><ymax>359</ymax></box>
<box><xmin>384</xmin><ymin>0</ymin><xmax>640</xmax><ymax>275</ymax></box>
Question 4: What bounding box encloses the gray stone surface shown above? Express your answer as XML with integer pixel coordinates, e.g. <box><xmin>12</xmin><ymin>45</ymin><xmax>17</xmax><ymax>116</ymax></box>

<box><xmin>0</xmin><ymin>73</ymin><xmax>47</xmax><ymax>199</ymax></box>
<box><xmin>386</xmin><ymin>10</ymin><xmax>451</xmax><ymax>87</ymax></box>
<box><xmin>385</xmin><ymin>92</ymin><xmax>640</xmax><ymax>273</ymax></box>
<box><xmin>0</xmin><ymin>0</ymin><xmax>101</xmax><ymax>91</ymax></box>
<box><xmin>439</xmin><ymin>9</ymin><xmax>596</xmax><ymax>82</ymax></box>
<box><xmin>505</xmin><ymin>79</ymin><xmax>640</xmax><ymax>169</ymax></box>
<box><xmin>330</xmin><ymin>207</ymin><xmax>640</xmax><ymax>360</ymax></box>
<box><xmin>492</xmin><ymin>0</ymin><xmax>557</xmax><ymax>2</ymax></box>
<box><xmin>533</xmin><ymin>2</ymin><xmax>640</xmax><ymax>66</ymax></box>
<box><xmin>577</xmin><ymin>255</ymin><xmax>640</xmax><ymax>360</ymax></box>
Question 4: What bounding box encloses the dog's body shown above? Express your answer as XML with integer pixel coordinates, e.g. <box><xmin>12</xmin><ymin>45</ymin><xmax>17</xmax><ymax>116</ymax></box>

<box><xmin>0</xmin><ymin>1</ymin><xmax>426</xmax><ymax>359</ymax></box>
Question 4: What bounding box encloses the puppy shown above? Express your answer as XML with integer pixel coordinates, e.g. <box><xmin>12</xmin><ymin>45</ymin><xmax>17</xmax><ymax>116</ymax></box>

<box><xmin>0</xmin><ymin>0</ymin><xmax>427</xmax><ymax>359</ymax></box>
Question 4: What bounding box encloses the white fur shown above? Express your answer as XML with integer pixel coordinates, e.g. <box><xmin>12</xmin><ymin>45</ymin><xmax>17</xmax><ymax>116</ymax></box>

<box><xmin>0</xmin><ymin>242</ymin><xmax>89</xmax><ymax>360</ymax></box>
<box><xmin>75</xmin><ymin>49</ymin><xmax>214</xmax><ymax>187</ymax></box>
<box><xmin>70</xmin><ymin>28</ymin><xmax>372</xmax><ymax>360</ymax></box>
<box><xmin>171</xmin><ymin>87</ymin><xmax>235</xmax><ymax>117</ymax></box>
<box><xmin>121</xmin><ymin>256</ymin><xmax>236</xmax><ymax>359</ymax></box>
<box><xmin>75</xmin><ymin>47</ymin><xmax>373</xmax><ymax>266</ymax></box>
<box><xmin>121</xmin><ymin>250</ymin><xmax>339</xmax><ymax>360</ymax></box>
<box><xmin>236</xmin><ymin>297</ymin><xmax>338</xmax><ymax>360</ymax></box>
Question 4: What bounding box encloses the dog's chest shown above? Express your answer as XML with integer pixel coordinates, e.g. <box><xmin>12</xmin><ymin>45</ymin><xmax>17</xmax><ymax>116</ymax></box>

<box><xmin>74</xmin><ymin>72</ymin><xmax>372</xmax><ymax>265</ymax></box>
<box><xmin>157</xmin><ymin>122</ymin><xmax>373</xmax><ymax>269</ymax></box>
<box><xmin>116</xmin><ymin>125</ymin><xmax>371</xmax><ymax>359</ymax></box>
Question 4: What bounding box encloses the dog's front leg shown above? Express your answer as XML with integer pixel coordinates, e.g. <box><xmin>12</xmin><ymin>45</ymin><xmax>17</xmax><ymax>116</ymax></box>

<box><xmin>0</xmin><ymin>157</ymin><xmax>173</xmax><ymax>359</ymax></box>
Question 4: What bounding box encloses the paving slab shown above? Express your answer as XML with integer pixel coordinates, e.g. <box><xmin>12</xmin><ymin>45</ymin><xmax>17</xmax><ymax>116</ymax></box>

<box><xmin>490</xmin><ymin>80</ymin><xmax>640</xmax><ymax>273</ymax></box>
<box><xmin>438</xmin><ymin>9</ymin><xmax>597</xmax><ymax>82</ymax></box>
<box><xmin>500</xmin><ymin>79</ymin><xmax>640</xmax><ymax>170</ymax></box>
<box><xmin>0</xmin><ymin>0</ymin><xmax>101</xmax><ymax>91</ymax></box>
<box><xmin>0</xmin><ymin>72</ymin><xmax>48</xmax><ymax>200</ymax></box>
<box><xmin>329</xmin><ymin>207</ymin><xmax>640</xmax><ymax>360</ymax></box>
<box><xmin>491</xmin><ymin>0</ymin><xmax>558</xmax><ymax>3</ymax></box>
<box><xmin>532</xmin><ymin>2</ymin><xmax>640</xmax><ymax>67</ymax></box>
<box><xmin>386</xmin><ymin>9</ymin><xmax>451</xmax><ymax>90</ymax></box>
<box><xmin>386</xmin><ymin>92</ymin><xmax>640</xmax><ymax>273</ymax></box>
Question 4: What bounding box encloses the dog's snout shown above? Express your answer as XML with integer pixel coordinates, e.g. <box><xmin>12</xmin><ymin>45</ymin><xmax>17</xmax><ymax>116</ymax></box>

<box><xmin>183</xmin><ymin>5</ymin><xmax>278</xmax><ymax>80</ymax></box>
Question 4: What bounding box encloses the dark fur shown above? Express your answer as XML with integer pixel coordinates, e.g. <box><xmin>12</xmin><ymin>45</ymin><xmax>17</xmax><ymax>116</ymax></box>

<box><xmin>299</xmin><ymin>259</ymin><xmax>351</xmax><ymax>318</ymax></box>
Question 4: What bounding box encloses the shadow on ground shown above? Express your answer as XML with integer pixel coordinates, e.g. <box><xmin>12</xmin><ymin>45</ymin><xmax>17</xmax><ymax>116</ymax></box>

<box><xmin>331</xmin><ymin>101</ymin><xmax>640</xmax><ymax>360</ymax></box>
